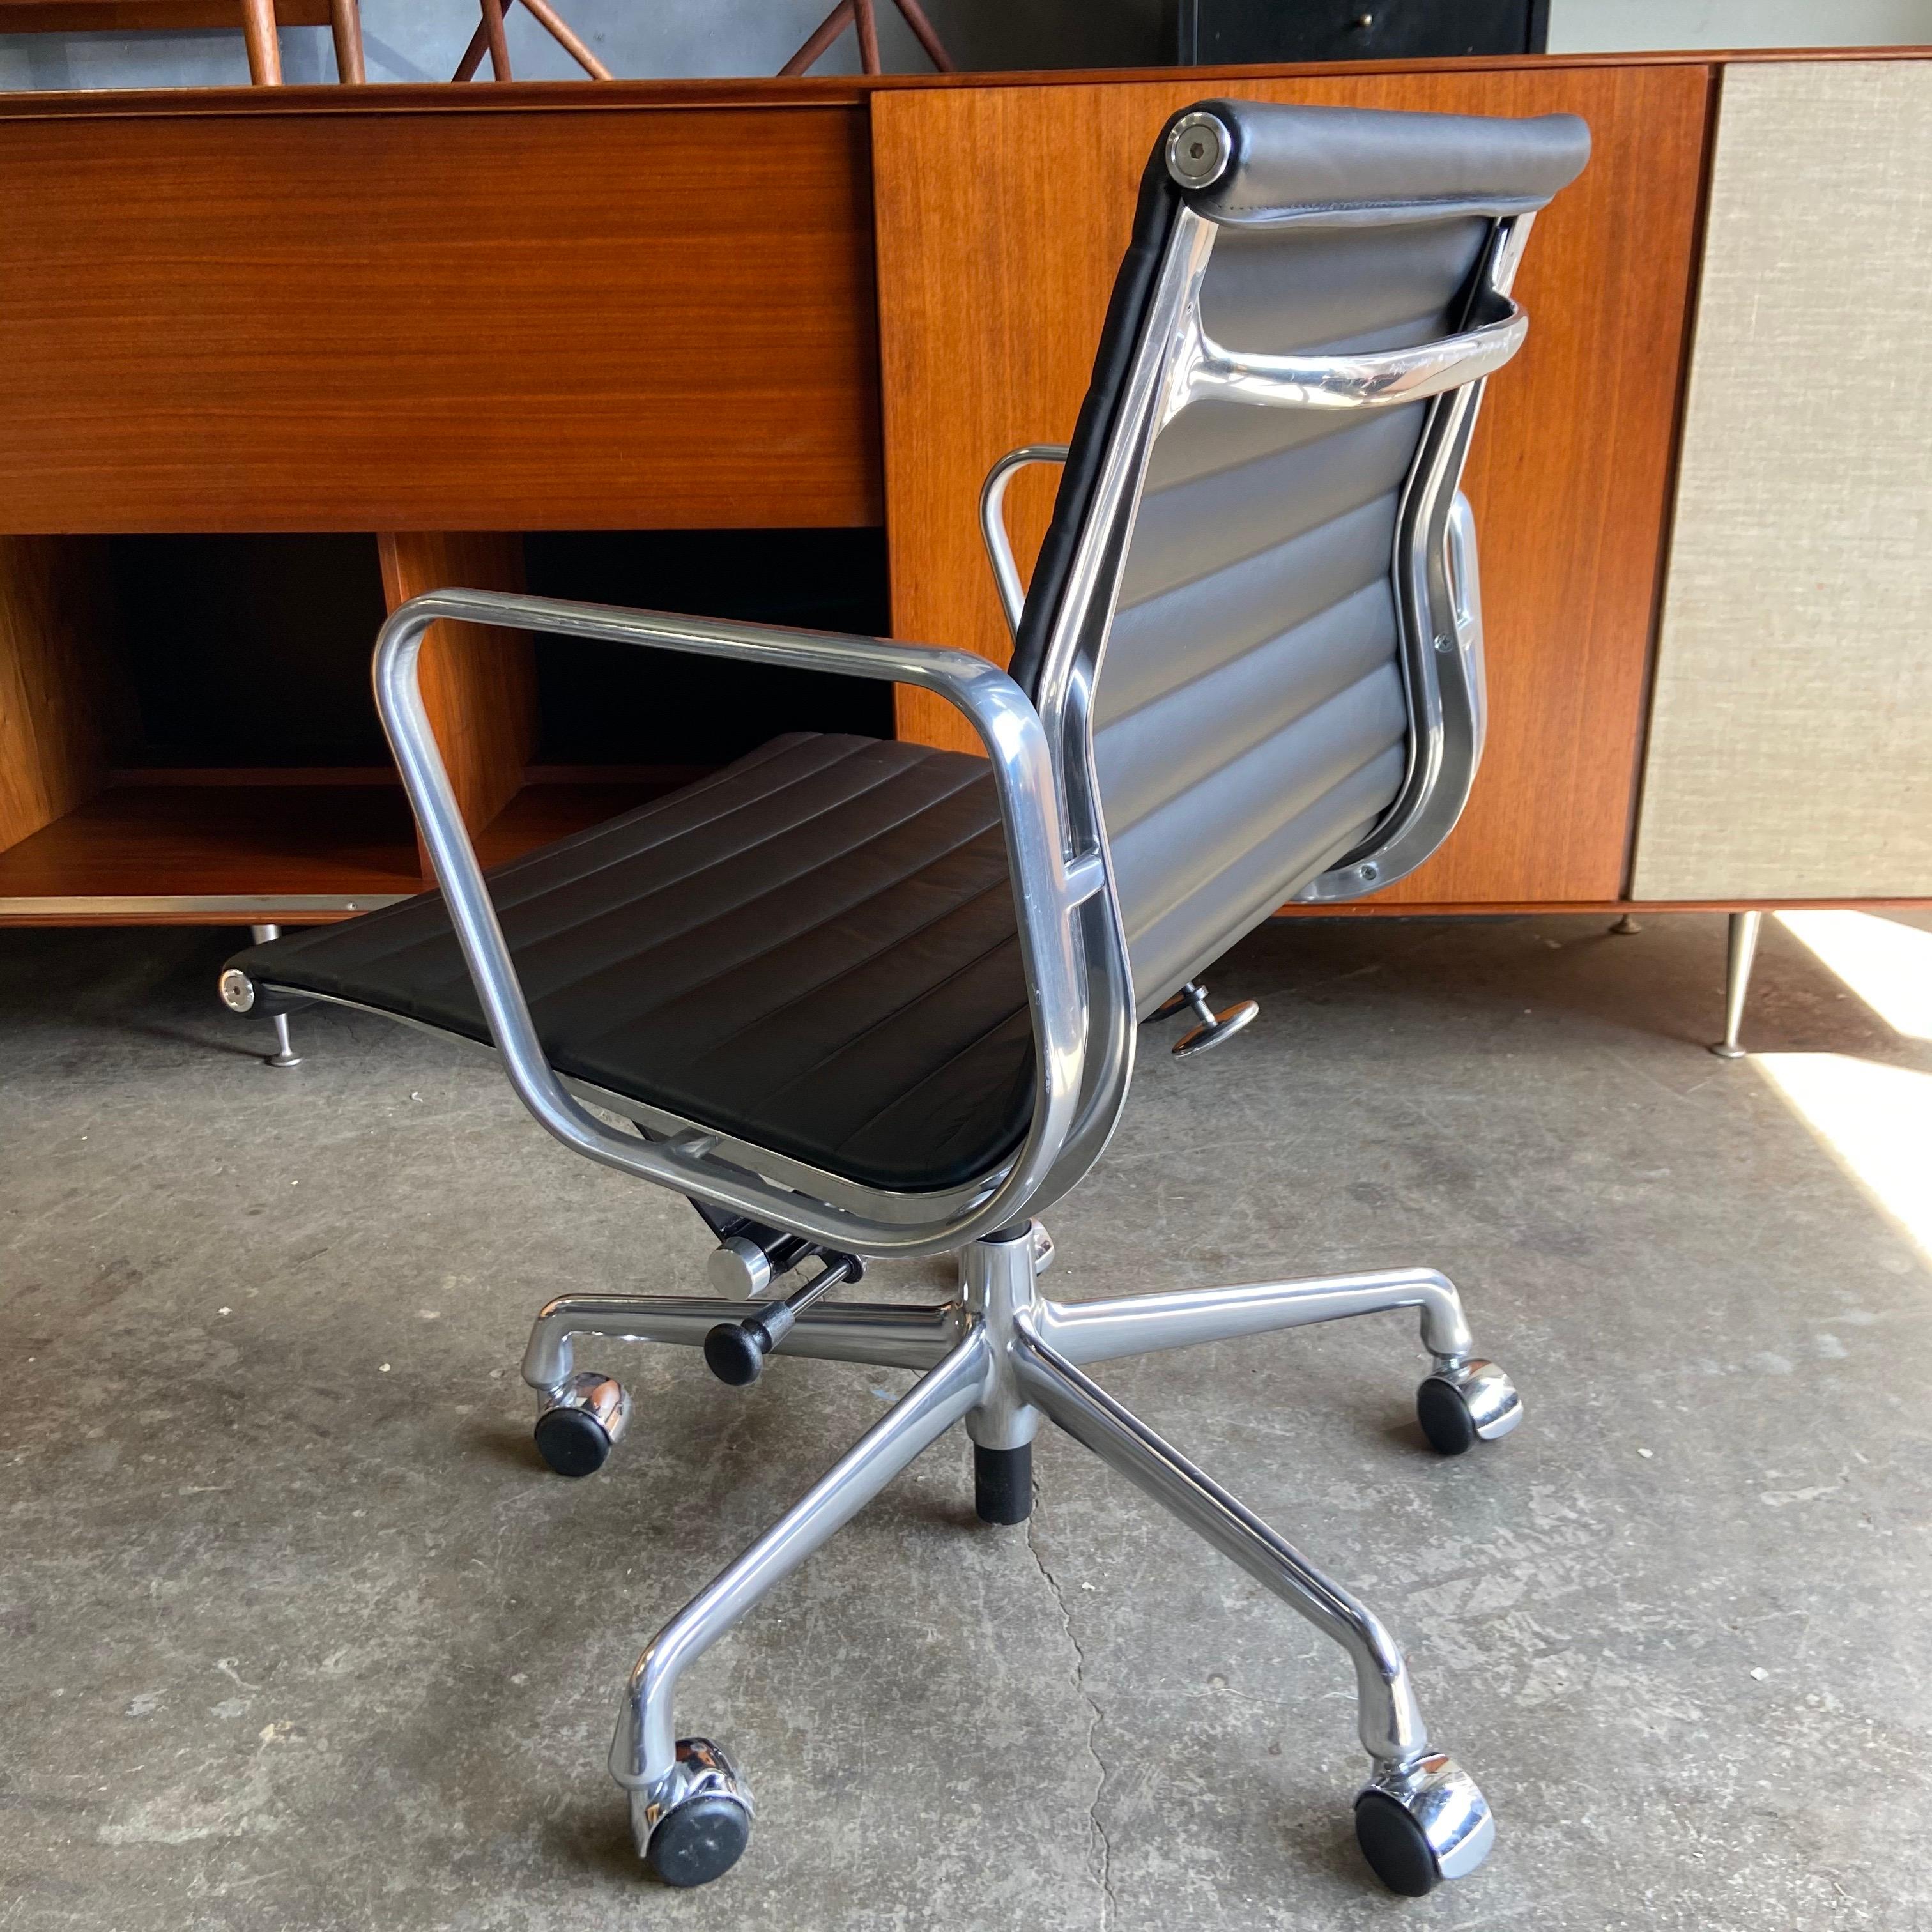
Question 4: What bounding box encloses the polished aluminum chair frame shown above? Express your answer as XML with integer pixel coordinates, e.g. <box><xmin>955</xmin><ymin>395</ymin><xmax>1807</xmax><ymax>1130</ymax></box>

<box><xmin>254</xmin><ymin>119</ymin><xmax>1537</xmax><ymax>1895</ymax></box>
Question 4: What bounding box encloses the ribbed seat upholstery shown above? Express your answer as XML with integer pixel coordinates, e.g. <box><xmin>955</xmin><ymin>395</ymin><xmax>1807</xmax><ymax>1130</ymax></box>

<box><xmin>226</xmin><ymin>734</ymin><xmax>1032</xmax><ymax>1192</ymax></box>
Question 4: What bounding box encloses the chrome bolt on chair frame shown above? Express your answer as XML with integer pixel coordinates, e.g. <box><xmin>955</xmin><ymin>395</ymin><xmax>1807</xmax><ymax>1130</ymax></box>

<box><xmin>221</xmin><ymin>100</ymin><xmax>1586</xmax><ymax>1895</ymax></box>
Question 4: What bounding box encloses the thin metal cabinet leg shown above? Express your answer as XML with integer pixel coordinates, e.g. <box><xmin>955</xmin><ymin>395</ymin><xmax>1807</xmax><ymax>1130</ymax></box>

<box><xmin>611</xmin><ymin>1333</ymin><xmax>989</xmax><ymax>1801</ymax></box>
<box><xmin>247</xmin><ymin>925</ymin><xmax>302</xmax><ymax>1068</ymax></box>
<box><xmin>1710</xmin><ymin>910</ymin><xmax>1763</xmax><ymax>1060</ymax></box>
<box><xmin>1013</xmin><ymin>1326</ymin><xmax>1427</xmax><ymax>1768</ymax></box>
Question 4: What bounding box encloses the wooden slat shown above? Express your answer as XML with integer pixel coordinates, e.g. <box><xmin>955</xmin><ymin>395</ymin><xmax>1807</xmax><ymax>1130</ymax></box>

<box><xmin>0</xmin><ymin>1</ymin><xmax>326</xmax><ymax>27</ymax></box>
<box><xmin>0</xmin><ymin>537</ymin><xmax>125</xmax><ymax>854</ymax></box>
<box><xmin>0</xmin><ymin>104</ymin><xmax>880</xmax><ymax>533</ymax></box>
<box><xmin>871</xmin><ymin>65</ymin><xmax>1712</xmax><ymax>905</ymax></box>
<box><xmin>239</xmin><ymin>0</ymin><xmax>280</xmax><ymax>82</ymax></box>
<box><xmin>378</xmin><ymin>532</ymin><xmax>535</xmax><ymax>868</ymax></box>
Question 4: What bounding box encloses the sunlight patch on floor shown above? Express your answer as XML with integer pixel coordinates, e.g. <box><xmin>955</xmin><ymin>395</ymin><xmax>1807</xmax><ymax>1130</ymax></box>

<box><xmin>1754</xmin><ymin>1052</ymin><xmax>1932</xmax><ymax>1262</ymax></box>
<box><xmin>1777</xmin><ymin>910</ymin><xmax>1932</xmax><ymax>1042</ymax></box>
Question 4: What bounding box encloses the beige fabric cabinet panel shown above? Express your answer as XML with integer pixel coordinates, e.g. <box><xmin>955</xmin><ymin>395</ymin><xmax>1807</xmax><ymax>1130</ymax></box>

<box><xmin>1632</xmin><ymin>61</ymin><xmax>1932</xmax><ymax>902</ymax></box>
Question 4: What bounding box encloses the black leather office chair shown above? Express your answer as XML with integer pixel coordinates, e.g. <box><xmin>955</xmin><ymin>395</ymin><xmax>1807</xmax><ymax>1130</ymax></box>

<box><xmin>222</xmin><ymin>99</ymin><xmax>1588</xmax><ymax>1896</ymax></box>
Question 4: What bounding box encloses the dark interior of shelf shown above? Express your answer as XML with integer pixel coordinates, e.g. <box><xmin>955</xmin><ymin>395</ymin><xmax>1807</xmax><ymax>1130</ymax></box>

<box><xmin>522</xmin><ymin>528</ymin><xmax>893</xmax><ymax>767</ymax></box>
<box><xmin>107</xmin><ymin>533</ymin><xmax>392</xmax><ymax>768</ymax></box>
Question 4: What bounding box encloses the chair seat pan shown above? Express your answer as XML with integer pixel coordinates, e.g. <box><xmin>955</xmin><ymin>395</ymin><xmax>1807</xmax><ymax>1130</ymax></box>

<box><xmin>227</xmin><ymin>735</ymin><xmax>1035</xmax><ymax>1193</ymax></box>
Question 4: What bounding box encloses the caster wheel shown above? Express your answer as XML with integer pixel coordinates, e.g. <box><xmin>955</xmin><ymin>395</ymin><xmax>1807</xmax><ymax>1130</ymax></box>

<box><xmin>1355</xmin><ymin>1754</ymin><xmax>1494</xmax><ymax>1896</ymax></box>
<box><xmin>1418</xmin><ymin>1359</ymin><xmax>1521</xmax><ymax>1456</ymax></box>
<box><xmin>639</xmin><ymin>1739</ymin><xmax>753</xmax><ymax>1888</ymax></box>
<box><xmin>532</xmin><ymin>1371</ymin><xmax>630</xmax><ymax>1478</ymax></box>
<box><xmin>1355</xmin><ymin>1788</ymin><xmax>1443</xmax><ymax>1896</ymax></box>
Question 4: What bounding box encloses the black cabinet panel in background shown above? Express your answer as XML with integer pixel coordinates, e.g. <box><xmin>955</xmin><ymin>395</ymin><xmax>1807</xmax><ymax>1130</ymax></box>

<box><xmin>1170</xmin><ymin>0</ymin><xmax>1547</xmax><ymax>63</ymax></box>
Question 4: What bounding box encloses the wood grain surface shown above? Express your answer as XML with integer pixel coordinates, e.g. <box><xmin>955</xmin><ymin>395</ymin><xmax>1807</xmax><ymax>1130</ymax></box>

<box><xmin>378</xmin><ymin>530</ymin><xmax>534</xmax><ymax>862</ymax></box>
<box><xmin>0</xmin><ymin>781</ymin><xmax>421</xmax><ymax>902</ymax></box>
<box><xmin>0</xmin><ymin>537</ymin><xmax>125</xmax><ymax>854</ymax></box>
<box><xmin>871</xmin><ymin>64</ymin><xmax>1712</xmax><ymax>905</ymax></box>
<box><xmin>0</xmin><ymin>103</ymin><xmax>881</xmax><ymax>532</ymax></box>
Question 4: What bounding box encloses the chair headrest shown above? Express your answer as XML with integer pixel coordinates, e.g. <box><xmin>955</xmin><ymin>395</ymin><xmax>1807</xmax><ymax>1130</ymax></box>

<box><xmin>1166</xmin><ymin>98</ymin><xmax>1591</xmax><ymax>229</ymax></box>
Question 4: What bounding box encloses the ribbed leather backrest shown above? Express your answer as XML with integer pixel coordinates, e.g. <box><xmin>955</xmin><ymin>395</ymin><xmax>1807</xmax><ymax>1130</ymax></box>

<box><xmin>1012</xmin><ymin>101</ymin><xmax>1589</xmax><ymax>1013</ymax></box>
<box><xmin>1101</xmin><ymin>215</ymin><xmax>1490</xmax><ymax>1000</ymax></box>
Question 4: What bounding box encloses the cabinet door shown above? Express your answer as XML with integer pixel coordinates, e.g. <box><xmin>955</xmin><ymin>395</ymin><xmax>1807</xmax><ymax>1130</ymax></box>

<box><xmin>1633</xmin><ymin>61</ymin><xmax>1932</xmax><ymax>903</ymax></box>
<box><xmin>873</xmin><ymin>63</ymin><xmax>1707</xmax><ymax>906</ymax></box>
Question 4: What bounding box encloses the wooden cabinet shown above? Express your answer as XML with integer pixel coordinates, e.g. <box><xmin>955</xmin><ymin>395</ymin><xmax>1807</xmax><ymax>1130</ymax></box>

<box><xmin>1</xmin><ymin>57</ymin><xmax>1927</xmax><ymax>926</ymax></box>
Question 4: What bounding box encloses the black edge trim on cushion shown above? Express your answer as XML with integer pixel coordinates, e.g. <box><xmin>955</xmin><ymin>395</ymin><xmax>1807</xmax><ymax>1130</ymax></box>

<box><xmin>1006</xmin><ymin>150</ymin><xmax>1183</xmax><ymax>701</ymax></box>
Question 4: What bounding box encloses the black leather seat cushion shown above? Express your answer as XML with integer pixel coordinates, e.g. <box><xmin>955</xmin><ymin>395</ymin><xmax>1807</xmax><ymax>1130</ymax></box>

<box><xmin>227</xmin><ymin>735</ymin><xmax>1034</xmax><ymax>1193</ymax></box>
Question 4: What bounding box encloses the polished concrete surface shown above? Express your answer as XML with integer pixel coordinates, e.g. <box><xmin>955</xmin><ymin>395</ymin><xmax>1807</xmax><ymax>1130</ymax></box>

<box><xmin>3</xmin><ymin>911</ymin><xmax>1928</xmax><ymax>1930</ymax></box>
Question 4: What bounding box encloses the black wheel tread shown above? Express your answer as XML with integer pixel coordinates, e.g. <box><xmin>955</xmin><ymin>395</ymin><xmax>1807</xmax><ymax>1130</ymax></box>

<box><xmin>648</xmin><ymin>1795</ymin><xmax>752</xmax><ymax>1887</ymax></box>
<box><xmin>1354</xmin><ymin>1789</ymin><xmax>1441</xmax><ymax>1896</ymax></box>
<box><xmin>533</xmin><ymin>1405</ymin><xmax>611</xmax><ymax>1478</ymax></box>
<box><xmin>1417</xmin><ymin>1377</ymin><xmax>1478</xmax><ymax>1456</ymax></box>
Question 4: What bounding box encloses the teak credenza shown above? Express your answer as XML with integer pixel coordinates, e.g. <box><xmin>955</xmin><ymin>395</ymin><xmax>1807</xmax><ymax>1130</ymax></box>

<box><xmin>2</xmin><ymin>54</ymin><xmax>1928</xmax><ymax>940</ymax></box>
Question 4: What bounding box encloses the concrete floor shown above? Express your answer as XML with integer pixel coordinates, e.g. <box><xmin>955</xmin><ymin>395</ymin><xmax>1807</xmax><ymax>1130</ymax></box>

<box><xmin>2</xmin><ymin>911</ymin><xmax>1928</xmax><ymax>1931</ymax></box>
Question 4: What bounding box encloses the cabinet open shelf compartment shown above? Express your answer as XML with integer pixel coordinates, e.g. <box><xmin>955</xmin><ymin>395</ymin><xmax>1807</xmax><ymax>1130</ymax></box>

<box><xmin>0</xmin><ymin>526</ymin><xmax>897</xmax><ymax>922</ymax></box>
<box><xmin>0</xmin><ymin>533</ymin><xmax>425</xmax><ymax>919</ymax></box>
<box><xmin>419</xmin><ymin>526</ymin><xmax>895</xmax><ymax>871</ymax></box>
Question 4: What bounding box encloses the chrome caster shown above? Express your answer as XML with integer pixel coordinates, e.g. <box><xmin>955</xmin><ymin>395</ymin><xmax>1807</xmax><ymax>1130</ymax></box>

<box><xmin>533</xmin><ymin>1370</ymin><xmax>631</xmax><ymax>1477</ymax></box>
<box><xmin>1417</xmin><ymin>1358</ymin><xmax>1521</xmax><ymax>1456</ymax></box>
<box><xmin>1355</xmin><ymin>1754</ymin><xmax>1494</xmax><ymax>1896</ymax></box>
<box><xmin>634</xmin><ymin>1738</ymin><xmax>754</xmax><ymax>1888</ymax></box>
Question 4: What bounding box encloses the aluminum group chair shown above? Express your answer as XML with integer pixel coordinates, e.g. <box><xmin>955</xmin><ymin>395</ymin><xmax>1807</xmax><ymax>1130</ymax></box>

<box><xmin>222</xmin><ymin>98</ymin><xmax>1588</xmax><ymax>1896</ymax></box>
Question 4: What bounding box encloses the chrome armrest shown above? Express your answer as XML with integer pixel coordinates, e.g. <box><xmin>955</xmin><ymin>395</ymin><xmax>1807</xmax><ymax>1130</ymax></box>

<box><xmin>978</xmin><ymin>444</ymin><xmax>1070</xmax><ymax>641</ymax></box>
<box><xmin>370</xmin><ymin>588</ymin><xmax>1112</xmax><ymax>1257</ymax></box>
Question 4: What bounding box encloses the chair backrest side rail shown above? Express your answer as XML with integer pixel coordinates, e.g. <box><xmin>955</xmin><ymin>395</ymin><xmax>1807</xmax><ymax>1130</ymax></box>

<box><xmin>1293</xmin><ymin>212</ymin><xmax>1531</xmax><ymax>901</ymax></box>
